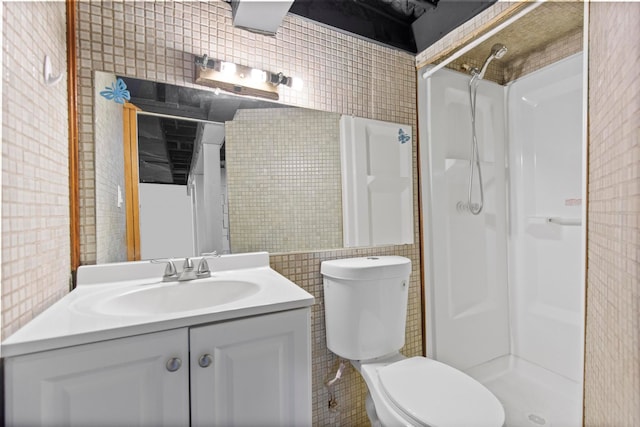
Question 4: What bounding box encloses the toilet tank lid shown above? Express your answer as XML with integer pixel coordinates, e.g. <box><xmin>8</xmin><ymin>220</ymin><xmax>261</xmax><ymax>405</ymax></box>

<box><xmin>321</xmin><ymin>256</ymin><xmax>411</xmax><ymax>281</ymax></box>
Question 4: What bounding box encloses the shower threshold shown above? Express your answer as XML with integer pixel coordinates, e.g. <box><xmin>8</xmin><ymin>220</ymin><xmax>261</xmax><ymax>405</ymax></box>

<box><xmin>464</xmin><ymin>355</ymin><xmax>581</xmax><ymax>427</ymax></box>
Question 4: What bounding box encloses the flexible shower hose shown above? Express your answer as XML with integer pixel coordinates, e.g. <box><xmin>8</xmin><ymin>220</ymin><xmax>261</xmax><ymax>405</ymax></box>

<box><xmin>467</xmin><ymin>74</ymin><xmax>484</xmax><ymax>215</ymax></box>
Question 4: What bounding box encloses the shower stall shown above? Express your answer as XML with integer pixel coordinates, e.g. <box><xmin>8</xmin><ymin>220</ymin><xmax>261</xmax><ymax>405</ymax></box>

<box><xmin>418</xmin><ymin>50</ymin><xmax>586</xmax><ymax>426</ymax></box>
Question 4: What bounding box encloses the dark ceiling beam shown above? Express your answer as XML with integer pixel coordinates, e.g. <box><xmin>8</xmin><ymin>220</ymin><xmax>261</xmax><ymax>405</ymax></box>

<box><xmin>160</xmin><ymin>117</ymin><xmax>196</xmax><ymax>185</ymax></box>
<box><xmin>412</xmin><ymin>0</ymin><xmax>496</xmax><ymax>52</ymax></box>
<box><xmin>161</xmin><ymin>84</ymin><xmax>180</xmax><ymax>105</ymax></box>
<box><xmin>289</xmin><ymin>0</ymin><xmax>417</xmax><ymax>52</ymax></box>
<box><xmin>290</xmin><ymin>0</ymin><xmax>497</xmax><ymax>53</ymax></box>
<box><xmin>353</xmin><ymin>0</ymin><xmax>417</xmax><ymax>26</ymax></box>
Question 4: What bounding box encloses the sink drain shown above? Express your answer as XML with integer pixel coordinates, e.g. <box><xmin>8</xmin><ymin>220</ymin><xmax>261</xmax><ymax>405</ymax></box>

<box><xmin>525</xmin><ymin>412</ymin><xmax>549</xmax><ymax>426</ymax></box>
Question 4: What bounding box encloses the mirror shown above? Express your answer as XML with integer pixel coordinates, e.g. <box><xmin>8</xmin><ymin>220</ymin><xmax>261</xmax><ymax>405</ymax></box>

<box><xmin>94</xmin><ymin>72</ymin><xmax>412</xmax><ymax>261</ymax></box>
<box><xmin>95</xmin><ymin>71</ymin><xmax>344</xmax><ymax>259</ymax></box>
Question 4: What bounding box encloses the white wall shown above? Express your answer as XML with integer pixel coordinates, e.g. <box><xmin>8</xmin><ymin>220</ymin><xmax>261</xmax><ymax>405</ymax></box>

<box><xmin>507</xmin><ymin>53</ymin><xmax>584</xmax><ymax>382</ymax></box>
<box><xmin>2</xmin><ymin>1</ymin><xmax>70</xmax><ymax>339</ymax></box>
<box><xmin>419</xmin><ymin>66</ymin><xmax>510</xmax><ymax>370</ymax></box>
<box><xmin>190</xmin><ymin>122</ymin><xmax>228</xmax><ymax>255</ymax></box>
<box><xmin>138</xmin><ymin>183</ymin><xmax>194</xmax><ymax>260</ymax></box>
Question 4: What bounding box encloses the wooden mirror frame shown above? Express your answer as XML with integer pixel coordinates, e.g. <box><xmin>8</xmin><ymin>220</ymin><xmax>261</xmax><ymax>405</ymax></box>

<box><xmin>122</xmin><ymin>103</ymin><xmax>141</xmax><ymax>261</ymax></box>
<box><xmin>67</xmin><ymin>0</ymin><xmax>80</xmax><ymax>285</ymax></box>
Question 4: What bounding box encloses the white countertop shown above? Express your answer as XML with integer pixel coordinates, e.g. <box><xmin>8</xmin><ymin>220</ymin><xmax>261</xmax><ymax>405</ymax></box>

<box><xmin>1</xmin><ymin>252</ymin><xmax>315</xmax><ymax>358</ymax></box>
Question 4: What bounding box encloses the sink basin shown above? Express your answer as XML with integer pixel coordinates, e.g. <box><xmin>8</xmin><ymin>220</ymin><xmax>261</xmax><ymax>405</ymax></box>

<box><xmin>1</xmin><ymin>252</ymin><xmax>316</xmax><ymax>358</ymax></box>
<box><xmin>90</xmin><ymin>279</ymin><xmax>261</xmax><ymax>316</ymax></box>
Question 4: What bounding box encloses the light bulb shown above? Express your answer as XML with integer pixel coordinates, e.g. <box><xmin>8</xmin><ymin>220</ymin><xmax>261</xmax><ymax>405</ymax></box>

<box><xmin>220</xmin><ymin>61</ymin><xmax>237</xmax><ymax>75</ymax></box>
<box><xmin>290</xmin><ymin>77</ymin><xmax>303</xmax><ymax>91</ymax></box>
<box><xmin>251</xmin><ymin>68</ymin><xmax>267</xmax><ymax>83</ymax></box>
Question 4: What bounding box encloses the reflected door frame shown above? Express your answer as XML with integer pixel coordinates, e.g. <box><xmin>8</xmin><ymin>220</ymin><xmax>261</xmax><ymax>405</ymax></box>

<box><xmin>123</xmin><ymin>103</ymin><xmax>141</xmax><ymax>261</ymax></box>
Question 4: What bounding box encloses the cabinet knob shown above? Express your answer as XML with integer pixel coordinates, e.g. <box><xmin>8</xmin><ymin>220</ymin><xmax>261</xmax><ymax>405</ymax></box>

<box><xmin>198</xmin><ymin>354</ymin><xmax>213</xmax><ymax>368</ymax></box>
<box><xmin>166</xmin><ymin>357</ymin><xmax>182</xmax><ymax>372</ymax></box>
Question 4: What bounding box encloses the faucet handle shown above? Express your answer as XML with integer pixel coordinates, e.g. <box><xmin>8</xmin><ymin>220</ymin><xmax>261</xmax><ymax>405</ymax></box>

<box><xmin>197</xmin><ymin>258</ymin><xmax>211</xmax><ymax>277</ymax></box>
<box><xmin>151</xmin><ymin>259</ymin><xmax>178</xmax><ymax>281</ymax></box>
<box><xmin>182</xmin><ymin>257</ymin><xmax>194</xmax><ymax>270</ymax></box>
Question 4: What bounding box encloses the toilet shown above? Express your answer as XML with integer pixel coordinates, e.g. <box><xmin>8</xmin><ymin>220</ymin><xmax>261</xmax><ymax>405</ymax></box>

<box><xmin>321</xmin><ymin>256</ymin><xmax>505</xmax><ymax>427</ymax></box>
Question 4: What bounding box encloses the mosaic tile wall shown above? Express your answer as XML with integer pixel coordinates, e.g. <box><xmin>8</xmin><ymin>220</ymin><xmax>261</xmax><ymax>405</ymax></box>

<box><xmin>1</xmin><ymin>2</ymin><xmax>71</xmax><ymax>340</ymax></box>
<box><xmin>270</xmin><ymin>245</ymin><xmax>422</xmax><ymax>427</ymax></box>
<box><xmin>94</xmin><ymin>71</ymin><xmax>127</xmax><ymax>264</ymax></box>
<box><xmin>76</xmin><ymin>2</ymin><xmax>418</xmax><ymax>425</ymax></box>
<box><xmin>226</xmin><ymin>108</ymin><xmax>343</xmax><ymax>253</ymax></box>
<box><xmin>584</xmin><ymin>3</ymin><xmax>640</xmax><ymax>425</ymax></box>
<box><xmin>503</xmin><ymin>27</ymin><xmax>583</xmax><ymax>83</ymax></box>
<box><xmin>441</xmin><ymin>53</ymin><xmax>505</xmax><ymax>85</ymax></box>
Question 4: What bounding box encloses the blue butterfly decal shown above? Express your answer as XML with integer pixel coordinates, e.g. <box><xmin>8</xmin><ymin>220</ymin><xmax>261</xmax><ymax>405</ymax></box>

<box><xmin>398</xmin><ymin>128</ymin><xmax>411</xmax><ymax>144</ymax></box>
<box><xmin>100</xmin><ymin>78</ymin><xmax>131</xmax><ymax>104</ymax></box>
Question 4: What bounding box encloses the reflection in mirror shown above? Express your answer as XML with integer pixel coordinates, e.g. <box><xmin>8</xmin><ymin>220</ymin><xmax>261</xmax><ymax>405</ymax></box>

<box><xmin>94</xmin><ymin>71</ymin><xmax>345</xmax><ymax>260</ymax></box>
<box><xmin>225</xmin><ymin>107</ymin><xmax>342</xmax><ymax>253</ymax></box>
<box><xmin>94</xmin><ymin>72</ymin><xmax>413</xmax><ymax>262</ymax></box>
<box><xmin>136</xmin><ymin>114</ymin><xmax>226</xmax><ymax>259</ymax></box>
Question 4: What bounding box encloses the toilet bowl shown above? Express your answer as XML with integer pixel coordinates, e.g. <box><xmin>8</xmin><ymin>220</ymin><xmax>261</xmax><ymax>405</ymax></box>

<box><xmin>321</xmin><ymin>256</ymin><xmax>505</xmax><ymax>427</ymax></box>
<box><xmin>354</xmin><ymin>355</ymin><xmax>505</xmax><ymax>427</ymax></box>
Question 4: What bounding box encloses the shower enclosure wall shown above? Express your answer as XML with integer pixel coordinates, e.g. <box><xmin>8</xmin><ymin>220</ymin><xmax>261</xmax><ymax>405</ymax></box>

<box><xmin>419</xmin><ymin>53</ymin><xmax>585</xmax><ymax>426</ymax></box>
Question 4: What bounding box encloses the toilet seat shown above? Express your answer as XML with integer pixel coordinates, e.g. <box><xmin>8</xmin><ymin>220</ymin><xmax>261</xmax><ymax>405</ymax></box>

<box><xmin>360</xmin><ymin>356</ymin><xmax>505</xmax><ymax>427</ymax></box>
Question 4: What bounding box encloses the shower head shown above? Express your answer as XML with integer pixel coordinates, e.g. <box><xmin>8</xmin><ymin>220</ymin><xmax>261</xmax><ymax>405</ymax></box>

<box><xmin>490</xmin><ymin>43</ymin><xmax>508</xmax><ymax>59</ymax></box>
<box><xmin>473</xmin><ymin>43</ymin><xmax>508</xmax><ymax>80</ymax></box>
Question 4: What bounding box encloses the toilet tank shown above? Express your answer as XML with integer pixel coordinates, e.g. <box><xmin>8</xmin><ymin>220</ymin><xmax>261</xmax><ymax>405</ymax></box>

<box><xmin>321</xmin><ymin>256</ymin><xmax>411</xmax><ymax>361</ymax></box>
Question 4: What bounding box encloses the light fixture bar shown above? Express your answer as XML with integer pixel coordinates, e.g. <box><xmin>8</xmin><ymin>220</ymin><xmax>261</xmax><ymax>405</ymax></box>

<box><xmin>194</xmin><ymin>55</ymin><xmax>303</xmax><ymax>100</ymax></box>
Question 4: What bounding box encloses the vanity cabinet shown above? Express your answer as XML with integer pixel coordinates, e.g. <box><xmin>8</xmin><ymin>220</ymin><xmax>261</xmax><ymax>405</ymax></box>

<box><xmin>5</xmin><ymin>308</ymin><xmax>311</xmax><ymax>427</ymax></box>
<box><xmin>5</xmin><ymin>328</ymin><xmax>190</xmax><ymax>426</ymax></box>
<box><xmin>190</xmin><ymin>308</ymin><xmax>311</xmax><ymax>427</ymax></box>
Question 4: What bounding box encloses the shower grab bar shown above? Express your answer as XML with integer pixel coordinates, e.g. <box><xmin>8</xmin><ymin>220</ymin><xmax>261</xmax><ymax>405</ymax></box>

<box><xmin>548</xmin><ymin>217</ymin><xmax>581</xmax><ymax>226</ymax></box>
<box><xmin>528</xmin><ymin>216</ymin><xmax>582</xmax><ymax>226</ymax></box>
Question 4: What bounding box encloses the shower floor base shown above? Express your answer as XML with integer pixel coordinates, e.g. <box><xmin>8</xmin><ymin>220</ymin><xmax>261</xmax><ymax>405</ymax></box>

<box><xmin>465</xmin><ymin>355</ymin><xmax>581</xmax><ymax>427</ymax></box>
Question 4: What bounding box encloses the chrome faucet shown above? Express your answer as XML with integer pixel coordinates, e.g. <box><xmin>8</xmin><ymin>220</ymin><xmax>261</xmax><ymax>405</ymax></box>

<box><xmin>177</xmin><ymin>257</ymin><xmax>211</xmax><ymax>281</ymax></box>
<box><xmin>152</xmin><ymin>256</ymin><xmax>212</xmax><ymax>282</ymax></box>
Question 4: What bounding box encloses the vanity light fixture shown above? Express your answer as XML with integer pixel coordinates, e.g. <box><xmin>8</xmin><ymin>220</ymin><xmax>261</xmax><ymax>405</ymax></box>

<box><xmin>194</xmin><ymin>55</ymin><xmax>303</xmax><ymax>100</ymax></box>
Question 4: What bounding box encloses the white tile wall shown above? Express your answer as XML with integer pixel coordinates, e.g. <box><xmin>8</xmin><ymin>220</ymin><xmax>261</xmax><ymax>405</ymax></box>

<box><xmin>585</xmin><ymin>3</ymin><xmax>640</xmax><ymax>425</ymax></box>
<box><xmin>2</xmin><ymin>1</ymin><xmax>70</xmax><ymax>339</ymax></box>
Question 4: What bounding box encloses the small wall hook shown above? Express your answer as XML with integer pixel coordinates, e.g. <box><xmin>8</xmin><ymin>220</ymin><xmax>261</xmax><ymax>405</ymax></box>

<box><xmin>43</xmin><ymin>55</ymin><xmax>63</xmax><ymax>86</ymax></box>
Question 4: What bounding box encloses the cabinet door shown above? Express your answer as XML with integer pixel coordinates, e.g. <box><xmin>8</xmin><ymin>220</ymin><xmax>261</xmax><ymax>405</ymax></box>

<box><xmin>190</xmin><ymin>308</ymin><xmax>312</xmax><ymax>427</ymax></box>
<box><xmin>5</xmin><ymin>329</ymin><xmax>190</xmax><ymax>427</ymax></box>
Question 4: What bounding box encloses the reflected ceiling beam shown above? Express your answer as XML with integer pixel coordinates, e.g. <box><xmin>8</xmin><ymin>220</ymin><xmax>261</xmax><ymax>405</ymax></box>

<box><xmin>205</xmin><ymin>98</ymin><xmax>242</xmax><ymax>123</ymax></box>
<box><xmin>129</xmin><ymin>97</ymin><xmax>209</xmax><ymax>121</ymax></box>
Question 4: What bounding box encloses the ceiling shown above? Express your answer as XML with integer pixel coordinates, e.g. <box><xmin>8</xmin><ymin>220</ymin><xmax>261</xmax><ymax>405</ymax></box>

<box><xmin>288</xmin><ymin>0</ymin><xmax>497</xmax><ymax>53</ymax></box>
